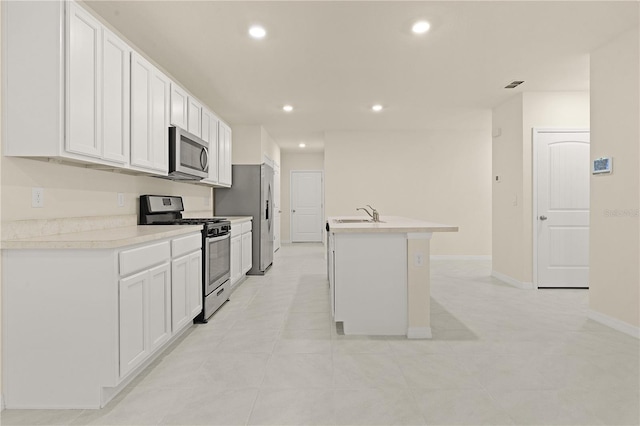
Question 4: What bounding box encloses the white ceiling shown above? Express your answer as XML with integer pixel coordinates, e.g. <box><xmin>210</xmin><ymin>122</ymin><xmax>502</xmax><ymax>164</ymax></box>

<box><xmin>85</xmin><ymin>1</ymin><xmax>638</xmax><ymax>152</ymax></box>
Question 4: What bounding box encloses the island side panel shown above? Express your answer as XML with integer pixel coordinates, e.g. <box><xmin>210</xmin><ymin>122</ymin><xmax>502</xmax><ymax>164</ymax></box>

<box><xmin>2</xmin><ymin>249</ymin><xmax>117</xmax><ymax>408</ymax></box>
<box><xmin>407</xmin><ymin>233</ymin><xmax>432</xmax><ymax>339</ymax></box>
<box><xmin>333</xmin><ymin>232</ymin><xmax>407</xmax><ymax>335</ymax></box>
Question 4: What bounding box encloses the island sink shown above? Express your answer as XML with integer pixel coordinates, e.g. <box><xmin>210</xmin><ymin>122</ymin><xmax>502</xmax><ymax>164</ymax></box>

<box><xmin>334</xmin><ymin>219</ymin><xmax>385</xmax><ymax>224</ymax></box>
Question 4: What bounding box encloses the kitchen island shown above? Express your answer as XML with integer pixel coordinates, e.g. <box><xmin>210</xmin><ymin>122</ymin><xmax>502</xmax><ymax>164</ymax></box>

<box><xmin>327</xmin><ymin>216</ymin><xmax>457</xmax><ymax>338</ymax></box>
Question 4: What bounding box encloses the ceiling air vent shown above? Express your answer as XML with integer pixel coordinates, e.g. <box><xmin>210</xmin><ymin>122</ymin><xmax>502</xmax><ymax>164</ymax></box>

<box><xmin>505</xmin><ymin>80</ymin><xmax>525</xmax><ymax>89</ymax></box>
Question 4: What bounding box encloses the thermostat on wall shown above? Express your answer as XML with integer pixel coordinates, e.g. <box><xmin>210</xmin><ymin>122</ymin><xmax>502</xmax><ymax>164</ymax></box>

<box><xmin>592</xmin><ymin>157</ymin><xmax>613</xmax><ymax>174</ymax></box>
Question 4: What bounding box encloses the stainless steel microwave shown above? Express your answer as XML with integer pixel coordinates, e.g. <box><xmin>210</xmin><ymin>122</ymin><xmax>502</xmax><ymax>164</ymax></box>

<box><xmin>168</xmin><ymin>126</ymin><xmax>209</xmax><ymax>180</ymax></box>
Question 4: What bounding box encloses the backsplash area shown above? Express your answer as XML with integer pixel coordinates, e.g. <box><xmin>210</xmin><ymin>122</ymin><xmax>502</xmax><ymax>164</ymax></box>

<box><xmin>1</xmin><ymin>215</ymin><xmax>137</xmax><ymax>240</ymax></box>
<box><xmin>1</xmin><ymin>157</ymin><xmax>214</xmax><ymax>231</ymax></box>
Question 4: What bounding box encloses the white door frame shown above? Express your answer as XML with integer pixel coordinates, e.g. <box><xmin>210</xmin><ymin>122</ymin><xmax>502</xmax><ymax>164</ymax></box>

<box><xmin>290</xmin><ymin>170</ymin><xmax>325</xmax><ymax>243</ymax></box>
<box><xmin>532</xmin><ymin>128</ymin><xmax>590</xmax><ymax>288</ymax></box>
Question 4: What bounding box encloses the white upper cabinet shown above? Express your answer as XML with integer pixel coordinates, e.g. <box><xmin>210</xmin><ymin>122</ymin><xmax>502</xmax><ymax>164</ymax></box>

<box><xmin>66</xmin><ymin>2</ymin><xmax>101</xmax><ymax>158</ymax></box>
<box><xmin>5</xmin><ymin>1</ymin><xmax>130</xmax><ymax>167</ymax></box>
<box><xmin>187</xmin><ymin>97</ymin><xmax>203</xmax><ymax>137</ymax></box>
<box><xmin>101</xmin><ymin>29</ymin><xmax>131</xmax><ymax>164</ymax></box>
<box><xmin>171</xmin><ymin>82</ymin><xmax>203</xmax><ymax>138</ymax></box>
<box><xmin>130</xmin><ymin>52</ymin><xmax>170</xmax><ymax>174</ymax></box>
<box><xmin>201</xmin><ymin>108</ymin><xmax>220</xmax><ymax>184</ymax></box>
<box><xmin>4</xmin><ymin>1</ymin><xmax>229</xmax><ymax>184</ymax></box>
<box><xmin>218</xmin><ymin>122</ymin><xmax>233</xmax><ymax>186</ymax></box>
<box><xmin>170</xmin><ymin>83</ymin><xmax>188</xmax><ymax>130</ymax></box>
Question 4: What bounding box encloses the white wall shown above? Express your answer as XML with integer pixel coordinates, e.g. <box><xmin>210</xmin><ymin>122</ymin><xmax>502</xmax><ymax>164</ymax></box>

<box><xmin>492</xmin><ymin>92</ymin><xmax>590</xmax><ymax>284</ymax></box>
<box><xmin>492</xmin><ymin>94</ymin><xmax>525</xmax><ymax>280</ymax></box>
<box><xmin>231</xmin><ymin>125</ymin><xmax>262</xmax><ymax>165</ymax></box>
<box><xmin>261</xmin><ymin>127</ymin><xmax>281</xmax><ymax>167</ymax></box>
<box><xmin>231</xmin><ymin>124</ymin><xmax>281</xmax><ymax>166</ymax></box>
<box><xmin>281</xmin><ymin>151</ymin><xmax>325</xmax><ymax>242</ymax></box>
<box><xmin>324</xmin><ymin>129</ymin><xmax>492</xmax><ymax>256</ymax></box>
<box><xmin>589</xmin><ymin>27</ymin><xmax>640</xmax><ymax>330</ymax></box>
<box><xmin>1</xmin><ymin>158</ymin><xmax>212</xmax><ymax>222</ymax></box>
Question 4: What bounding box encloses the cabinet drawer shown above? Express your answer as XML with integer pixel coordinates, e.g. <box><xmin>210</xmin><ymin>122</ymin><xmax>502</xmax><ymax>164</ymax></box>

<box><xmin>241</xmin><ymin>220</ymin><xmax>252</xmax><ymax>234</ymax></box>
<box><xmin>231</xmin><ymin>224</ymin><xmax>241</xmax><ymax>237</ymax></box>
<box><xmin>171</xmin><ymin>233</ymin><xmax>202</xmax><ymax>258</ymax></box>
<box><xmin>119</xmin><ymin>241</ymin><xmax>170</xmax><ymax>276</ymax></box>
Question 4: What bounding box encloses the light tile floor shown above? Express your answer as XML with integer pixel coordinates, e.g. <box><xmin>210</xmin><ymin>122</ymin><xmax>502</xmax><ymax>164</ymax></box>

<box><xmin>2</xmin><ymin>243</ymin><xmax>639</xmax><ymax>425</ymax></box>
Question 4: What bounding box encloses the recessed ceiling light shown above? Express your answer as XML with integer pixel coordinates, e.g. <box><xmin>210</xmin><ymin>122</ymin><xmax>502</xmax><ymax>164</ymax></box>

<box><xmin>372</xmin><ymin>104</ymin><xmax>383</xmax><ymax>112</ymax></box>
<box><xmin>299</xmin><ymin>143</ymin><xmax>306</xmax><ymax>148</ymax></box>
<box><xmin>249</xmin><ymin>25</ymin><xmax>266</xmax><ymax>39</ymax></box>
<box><xmin>412</xmin><ymin>20</ymin><xmax>431</xmax><ymax>34</ymax></box>
<box><xmin>283</xmin><ymin>105</ymin><xmax>293</xmax><ymax>112</ymax></box>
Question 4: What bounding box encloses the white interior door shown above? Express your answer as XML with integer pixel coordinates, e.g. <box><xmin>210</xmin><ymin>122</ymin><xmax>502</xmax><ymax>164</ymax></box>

<box><xmin>535</xmin><ymin>129</ymin><xmax>590</xmax><ymax>288</ymax></box>
<box><xmin>291</xmin><ymin>171</ymin><xmax>323</xmax><ymax>242</ymax></box>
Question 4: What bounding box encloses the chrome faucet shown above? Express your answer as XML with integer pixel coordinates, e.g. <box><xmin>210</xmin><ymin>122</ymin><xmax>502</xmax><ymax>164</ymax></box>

<box><xmin>356</xmin><ymin>205</ymin><xmax>380</xmax><ymax>222</ymax></box>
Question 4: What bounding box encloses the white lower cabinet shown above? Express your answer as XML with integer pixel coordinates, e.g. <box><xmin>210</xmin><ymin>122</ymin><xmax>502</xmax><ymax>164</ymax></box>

<box><xmin>2</xmin><ymin>231</ymin><xmax>202</xmax><ymax>409</ymax></box>
<box><xmin>242</xmin><ymin>231</ymin><xmax>253</xmax><ymax>274</ymax></box>
<box><xmin>119</xmin><ymin>262</ymin><xmax>171</xmax><ymax>378</ymax></box>
<box><xmin>230</xmin><ymin>233</ymin><xmax>242</xmax><ymax>284</ymax></box>
<box><xmin>171</xmin><ymin>251</ymin><xmax>203</xmax><ymax>331</ymax></box>
<box><xmin>230</xmin><ymin>220</ymin><xmax>253</xmax><ymax>287</ymax></box>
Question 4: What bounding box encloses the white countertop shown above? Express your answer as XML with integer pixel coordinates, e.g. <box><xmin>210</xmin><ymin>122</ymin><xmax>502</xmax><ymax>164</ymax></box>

<box><xmin>217</xmin><ymin>216</ymin><xmax>252</xmax><ymax>224</ymax></box>
<box><xmin>1</xmin><ymin>225</ymin><xmax>203</xmax><ymax>250</ymax></box>
<box><xmin>327</xmin><ymin>216</ymin><xmax>458</xmax><ymax>234</ymax></box>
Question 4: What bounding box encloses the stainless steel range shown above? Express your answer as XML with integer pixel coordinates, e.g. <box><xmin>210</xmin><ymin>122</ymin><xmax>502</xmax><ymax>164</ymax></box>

<box><xmin>139</xmin><ymin>195</ymin><xmax>231</xmax><ymax>322</ymax></box>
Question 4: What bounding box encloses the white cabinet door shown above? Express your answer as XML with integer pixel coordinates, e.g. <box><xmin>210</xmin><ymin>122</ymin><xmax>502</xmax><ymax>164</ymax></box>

<box><xmin>241</xmin><ymin>231</ymin><xmax>252</xmax><ymax>274</ymax></box>
<box><xmin>201</xmin><ymin>109</ymin><xmax>219</xmax><ymax>184</ymax></box>
<box><xmin>171</xmin><ymin>251</ymin><xmax>203</xmax><ymax>331</ymax></box>
<box><xmin>119</xmin><ymin>270</ymin><xmax>148</xmax><ymax>378</ymax></box>
<box><xmin>218</xmin><ymin>122</ymin><xmax>232</xmax><ymax>186</ymax></box>
<box><xmin>102</xmin><ymin>28</ymin><xmax>130</xmax><ymax>164</ymax></box>
<box><xmin>187</xmin><ymin>97</ymin><xmax>203</xmax><ymax>137</ymax></box>
<box><xmin>151</xmin><ymin>71</ymin><xmax>170</xmax><ymax>172</ymax></box>
<box><xmin>230</xmin><ymin>235</ymin><xmax>242</xmax><ymax>285</ymax></box>
<box><xmin>131</xmin><ymin>52</ymin><xmax>169</xmax><ymax>174</ymax></box>
<box><xmin>130</xmin><ymin>53</ymin><xmax>153</xmax><ymax>170</ymax></box>
<box><xmin>119</xmin><ymin>262</ymin><xmax>171</xmax><ymax>378</ymax></box>
<box><xmin>171</xmin><ymin>254</ymin><xmax>190</xmax><ymax>331</ymax></box>
<box><xmin>170</xmin><ymin>83</ymin><xmax>188</xmax><ymax>129</ymax></box>
<box><xmin>66</xmin><ymin>2</ymin><xmax>101</xmax><ymax>158</ymax></box>
<box><xmin>188</xmin><ymin>251</ymin><xmax>203</xmax><ymax>317</ymax></box>
<box><xmin>328</xmin><ymin>234</ymin><xmax>335</xmax><ymax>317</ymax></box>
<box><xmin>147</xmin><ymin>263</ymin><xmax>171</xmax><ymax>352</ymax></box>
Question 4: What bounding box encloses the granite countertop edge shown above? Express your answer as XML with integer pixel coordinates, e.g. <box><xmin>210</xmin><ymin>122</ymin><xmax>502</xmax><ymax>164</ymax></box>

<box><xmin>327</xmin><ymin>216</ymin><xmax>459</xmax><ymax>234</ymax></box>
<box><xmin>1</xmin><ymin>225</ymin><xmax>204</xmax><ymax>250</ymax></box>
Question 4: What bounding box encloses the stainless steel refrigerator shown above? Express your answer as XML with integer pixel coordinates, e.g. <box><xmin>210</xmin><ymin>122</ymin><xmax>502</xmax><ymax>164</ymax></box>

<box><xmin>215</xmin><ymin>164</ymin><xmax>274</xmax><ymax>274</ymax></box>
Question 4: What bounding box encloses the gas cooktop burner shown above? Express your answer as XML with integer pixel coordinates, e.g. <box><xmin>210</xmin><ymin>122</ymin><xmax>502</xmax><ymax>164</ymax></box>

<box><xmin>175</xmin><ymin>218</ymin><xmax>227</xmax><ymax>225</ymax></box>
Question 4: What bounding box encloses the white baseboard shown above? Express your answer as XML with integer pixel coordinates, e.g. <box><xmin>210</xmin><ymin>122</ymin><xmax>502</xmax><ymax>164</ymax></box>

<box><xmin>430</xmin><ymin>255</ymin><xmax>492</xmax><ymax>260</ymax></box>
<box><xmin>491</xmin><ymin>270</ymin><xmax>534</xmax><ymax>289</ymax></box>
<box><xmin>588</xmin><ymin>309</ymin><xmax>640</xmax><ymax>339</ymax></box>
<box><xmin>407</xmin><ymin>327</ymin><xmax>432</xmax><ymax>339</ymax></box>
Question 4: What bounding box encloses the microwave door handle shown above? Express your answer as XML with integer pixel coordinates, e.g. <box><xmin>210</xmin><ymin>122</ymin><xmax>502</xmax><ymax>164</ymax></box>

<box><xmin>200</xmin><ymin>147</ymin><xmax>209</xmax><ymax>171</ymax></box>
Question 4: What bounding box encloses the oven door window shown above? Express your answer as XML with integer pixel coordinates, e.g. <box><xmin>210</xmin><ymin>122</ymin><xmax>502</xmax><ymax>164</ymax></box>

<box><xmin>208</xmin><ymin>236</ymin><xmax>230</xmax><ymax>290</ymax></box>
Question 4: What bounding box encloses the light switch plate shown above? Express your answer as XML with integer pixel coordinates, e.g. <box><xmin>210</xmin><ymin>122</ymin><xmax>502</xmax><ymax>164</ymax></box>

<box><xmin>117</xmin><ymin>193</ymin><xmax>125</xmax><ymax>207</ymax></box>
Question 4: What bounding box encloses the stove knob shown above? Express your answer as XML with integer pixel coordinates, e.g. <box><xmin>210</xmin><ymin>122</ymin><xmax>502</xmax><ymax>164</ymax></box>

<box><xmin>211</xmin><ymin>228</ymin><xmax>218</xmax><ymax>237</ymax></box>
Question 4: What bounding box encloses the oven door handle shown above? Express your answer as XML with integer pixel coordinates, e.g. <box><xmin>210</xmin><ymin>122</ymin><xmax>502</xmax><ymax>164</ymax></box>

<box><xmin>208</xmin><ymin>233</ymin><xmax>230</xmax><ymax>243</ymax></box>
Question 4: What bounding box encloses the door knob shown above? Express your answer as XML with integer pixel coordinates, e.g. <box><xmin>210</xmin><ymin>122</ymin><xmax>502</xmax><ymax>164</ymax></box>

<box><xmin>539</xmin><ymin>215</ymin><xmax>548</xmax><ymax>221</ymax></box>
<box><xmin>292</xmin><ymin>210</ymin><xmax>296</xmax><ymax>213</ymax></box>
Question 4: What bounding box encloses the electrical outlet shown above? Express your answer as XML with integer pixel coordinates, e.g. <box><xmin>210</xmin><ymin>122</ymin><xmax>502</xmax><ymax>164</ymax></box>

<box><xmin>415</xmin><ymin>252</ymin><xmax>424</xmax><ymax>267</ymax></box>
<box><xmin>32</xmin><ymin>187</ymin><xmax>44</xmax><ymax>208</ymax></box>
<box><xmin>117</xmin><ymin>193</ymin><xmax>125</xmax><ymax>207</ymax></box>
